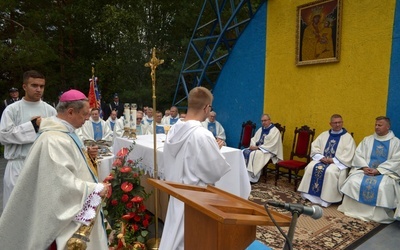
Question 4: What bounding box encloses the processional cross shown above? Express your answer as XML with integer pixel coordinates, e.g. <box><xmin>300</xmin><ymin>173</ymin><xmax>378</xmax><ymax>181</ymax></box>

<box><xmin>145</xmin><ymin>47</ymin><xmax>163</xmax><ymax>249</ymax></box>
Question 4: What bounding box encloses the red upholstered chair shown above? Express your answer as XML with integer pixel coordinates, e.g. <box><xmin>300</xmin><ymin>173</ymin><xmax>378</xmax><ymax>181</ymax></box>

<box><xmin>238</xmin><ymin>120</ymin><xmax>256</xmax><ymax>149</ymax></box>
<box><xmin>274</xmin><ymin>125</ymin><xmax>315</xmax><ymax>191</ymax></box>
<box><xmin>263</xmin><ymin>123</ymin><xmax>286</xmax><ymax>182</ymax></box>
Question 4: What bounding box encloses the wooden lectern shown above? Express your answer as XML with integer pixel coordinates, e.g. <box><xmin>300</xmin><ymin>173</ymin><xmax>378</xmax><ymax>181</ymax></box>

<box><xmin>147</xmin><ymin>179</ymin><xmax>291</xmax><ymax>250</ymax></box>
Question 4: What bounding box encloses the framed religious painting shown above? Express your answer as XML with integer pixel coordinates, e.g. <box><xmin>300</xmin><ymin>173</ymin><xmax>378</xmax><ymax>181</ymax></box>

<box><xmin>296</xmin><ymin>0</ymin><xmax>342</xmax><ymax>66</ymax></box>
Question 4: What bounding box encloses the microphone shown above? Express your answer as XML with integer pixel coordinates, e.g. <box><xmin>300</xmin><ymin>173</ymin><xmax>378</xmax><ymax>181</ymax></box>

<box><xmin>267</xmin><ymin>200</ymin><xmax>323</xmax><ymax>220</ymax></box>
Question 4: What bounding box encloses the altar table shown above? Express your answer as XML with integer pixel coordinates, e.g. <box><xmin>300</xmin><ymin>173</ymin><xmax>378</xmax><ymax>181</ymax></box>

<box><xmin>109</xmin><ymin>134</ymin><xmax>251</xmax><ymax>220</ymax></box>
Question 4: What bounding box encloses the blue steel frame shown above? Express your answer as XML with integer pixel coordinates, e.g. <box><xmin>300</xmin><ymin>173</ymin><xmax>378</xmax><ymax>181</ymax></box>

<box><xmin>172</xmin><ymin>0</ymin><xmax>264</xmax><ymax>108</ymax></box>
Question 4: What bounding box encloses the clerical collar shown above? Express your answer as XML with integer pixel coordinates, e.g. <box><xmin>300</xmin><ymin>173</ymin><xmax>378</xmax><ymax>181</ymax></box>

<box><xmin>330</xmin><ymin>129</ymin><xmax>343</xmax><ymax>134</ymax></box>
<box><xmin>90</xmin><ymin>117</ymin><xmax>101</xmax><ymax>124</ymax></box>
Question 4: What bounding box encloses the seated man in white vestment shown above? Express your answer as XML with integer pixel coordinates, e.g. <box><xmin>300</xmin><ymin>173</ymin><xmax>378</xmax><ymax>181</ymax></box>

<box><xmin>338</xmin><ymin>116</ymin><xmax>400</xmax><ymax>223</ymax></box>
<box><xmin>159</xmin><ymin>87</ymin><xmax>231</xmax><ymax>250</ymax></box>
<box><xmin>142</xmin><ymin>107</ymin><xmax>153</xmax><ymax>126</ymax></box>
<box><xmin>162</xmin><ymin>105</ymin><xmax>180</xmax><ymax>125</ymax></box>
<box><xmin>77</xmin><ymin>107</ymin><xmax>112</xmax><ymax>142</ymax></box>
<box><xmin>0</xmin><ymin>90</ymin><xmax>109</xmax><ymax>249</ymax></box>
<box><xmin>298</xmin><ymin>114</ymin><xmax>356</xmax><ymax>207</ymax></box>
<box><xmin>146</xmin><ymin>110</ymin><xmax>166</xmax><ymax>134</ymax></box>
<box><xmin>135</xmin><ymin>111</ymin><xmax>148</xmax><ymax>135</ymax></box>
<box><xmin>105</xmin><ymin>110</ymin><xmax>118</xmax><ymax>132</ymax></box>
<box><xmin>243</xmin><ymin>114</ymin><xmax>283</xmax><ymax>183</ymax></box>
<box><xmin>0</xmin><ymin>70</ymin><xmax>57</xmax><ymax>209</ymax></box>
<box><xmin>201</xmin><ymin>111</ymin><xmax>227</xmax><ymax>146</ymax></box>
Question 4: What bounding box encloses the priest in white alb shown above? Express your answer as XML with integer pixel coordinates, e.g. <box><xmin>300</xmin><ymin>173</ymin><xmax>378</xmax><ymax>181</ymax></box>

<box><xmin>201</xmin><ymin>111</ymin><xmax>227</xmax><ymax>145</ymax></box>
<box><xmin>298</xmin><ymin>114</ymin><xmax>356</xmax><ymax>207</ymax></box>
<box><xmin>338</xmin><ymin>116</ymin><xmax>400</xmax><ymax>223</ymax></box>
<box><xmin>243</xmin><ymin>114</ymin><xmax>283</xmax><ymax>183</ymax></box>
<box><xmin>77</xmin><ymin>107</ymin><xmax>112</xmax><ymax>142</ymax></box>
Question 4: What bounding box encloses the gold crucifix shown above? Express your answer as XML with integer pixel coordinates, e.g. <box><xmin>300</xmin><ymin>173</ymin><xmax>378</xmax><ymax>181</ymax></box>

<box><xmin>144</xmin><ymin>47</ymin><xmax>164</xmax><ymax>249</ymax></box>
<box><xmin>145</xmin><ymin>47</ymin><xmax>164</xmax><ymax>87</ymax></box>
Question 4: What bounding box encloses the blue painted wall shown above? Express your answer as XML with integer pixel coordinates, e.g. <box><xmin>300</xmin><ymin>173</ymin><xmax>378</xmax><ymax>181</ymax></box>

<box><xmin>387</xmin><ymin>0</ymin><xmax>400</xmax><ymax>136</ymax></box>
<box><xmin>212</xmin><ymin>2</ymin><xmax>267</xmax><ymax>147</ymax></box>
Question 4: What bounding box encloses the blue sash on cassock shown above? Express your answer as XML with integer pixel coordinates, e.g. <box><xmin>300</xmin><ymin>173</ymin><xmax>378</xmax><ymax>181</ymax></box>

<box><xmin>207</xmin><ymin>122</ymin><xmax>217</xmax><ymax>137</ymax></box>
<box><xmin>358</xmin><ymin>139</ymin><xmax>389</xmax><ymax>206</ymax></box>
<box><xmin>92</xmin><ymin>122</ymin><xmax>103</xmax><ymax>141</ymax></box>
<box><xmin>137</xmin><ymin>125</ymin><xmax>143</xmax><ymax>135</ymax></box>
<box><xmin>156</xmin><ymin>125</ymin><xmax>165</xmax><ymax>134</ymax></box>
<box><xmin>110</xmin><ymin>121</ymin><xmax>115</xmax><ymax>131</ymax></box>
<box><xmin>146</xmin><ymin>118</ymin><xmax>153</xmax><ymax>125</ymax></box>
<box><xmin>308</xmin><ymin>129</ymin><xmax>347</xmax><ymax>197</ymax></box>
<box><xmin>243</xmin><ymin>124</ymin><xmax>275</xmax><ymax>165</ymax></box>
<box><xmin>170</xmin><ymin>117</ymin><xmax>179</xmax><ymax>125</ymax></box>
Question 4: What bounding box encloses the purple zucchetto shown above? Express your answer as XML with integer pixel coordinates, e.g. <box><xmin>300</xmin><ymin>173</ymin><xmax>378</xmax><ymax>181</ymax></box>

<box><xmin>59</xmin><ymin>89</ymin><xmax>87</xmax><ymax>102</ymax></box>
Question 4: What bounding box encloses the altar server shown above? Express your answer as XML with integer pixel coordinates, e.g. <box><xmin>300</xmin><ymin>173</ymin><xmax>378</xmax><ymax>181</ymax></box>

<box><xmin>159</xmin><ymin>87</ymin><xmax>231</xmax><ymax>250</ymax></box>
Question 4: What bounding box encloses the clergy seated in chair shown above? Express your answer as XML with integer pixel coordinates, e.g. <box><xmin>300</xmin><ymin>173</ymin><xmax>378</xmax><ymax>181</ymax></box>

<box><xmin>243</xmin><ymin>114</ymin><xmax>283</xmax><ymax>183</ymax></box>
<box><xmin>297</xmin><ymin>114</ymin><xmax>356</xmax><ymax>207</ymax></box>
<box><xmin>201</xmin><ymin>111</ymin><xmax>227</xmax><ymax>146</ymax></box>
<box><xmin>338</xmin><ymin>116</ymin><xmax>400</xmax><ymax>223</ymax></box>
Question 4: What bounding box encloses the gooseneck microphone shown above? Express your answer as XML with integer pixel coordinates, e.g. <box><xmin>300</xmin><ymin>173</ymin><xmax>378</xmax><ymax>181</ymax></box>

<box><xmin>267</xmin><ymin>200</ymin><xmax>323</xmax><ymax>220</ymax></box>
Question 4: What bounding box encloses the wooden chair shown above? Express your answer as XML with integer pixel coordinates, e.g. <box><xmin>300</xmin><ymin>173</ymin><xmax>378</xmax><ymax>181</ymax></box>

<box><xmin>263</xmin><ymin>123</ymin><xmax>286</xmax><ymax>182</ymax></box>
<box><xmin>238</xmin><ymin>120</ymin><xmax>256</xmax><ymax>149</ymax></box>
<box><xmin>274</xmin><ymin>125</ymin><xmax>315</xmax><ymax>191</ymax></box>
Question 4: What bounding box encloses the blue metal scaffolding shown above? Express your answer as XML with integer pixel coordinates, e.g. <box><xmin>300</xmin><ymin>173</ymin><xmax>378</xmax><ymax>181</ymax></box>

<box><xmin>172</xmin><ymin>0</ymin><xmax>264</xmax><ymax>108</ymax></box>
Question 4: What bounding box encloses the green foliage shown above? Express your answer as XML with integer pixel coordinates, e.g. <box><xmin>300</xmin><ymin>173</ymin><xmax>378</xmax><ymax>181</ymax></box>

<box><xmin>0</xmin><ymin>0</ymin><xmax>201</xmax><ymax>107</ymax></box>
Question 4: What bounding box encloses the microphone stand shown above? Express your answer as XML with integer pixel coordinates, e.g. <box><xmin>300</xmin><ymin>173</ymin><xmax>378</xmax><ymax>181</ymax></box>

<box><xmin>283</xmin><ymin>210</ymin><xmax>301</xmax><ymax>250</ymax></box>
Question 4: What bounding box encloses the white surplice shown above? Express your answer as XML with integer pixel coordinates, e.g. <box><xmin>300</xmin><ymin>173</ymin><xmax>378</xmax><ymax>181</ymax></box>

<box><xmin>77</xmin><ymin>117</ymin><xmax>113</xmax><ymax>142</ymax></box>
<box><xmin>246</xmin><ymin>126</ymin><xmax>283</xmax><ymax>182</ymax></box>
<box><xmin>0</xmin><ymin>117</ymin><xmax>108</xmax><ymax>249</ymax></box>
<box><xmin>338</xmin><ymin>131</ymin><xmax>400</xmax><ymax>223</ymax></box>
<box><xmin>159</xmin><ymin>119</ymin><xmax>231</xmax><ymax>250</ymax></box>
<box><xmin>297</xmin><ymin>130</ymin><xmax>356</xmax><ymax>207</ymax></box>
<box><xmin>201</xmin><ymin>118</ymin><xmax>226</xmax><ymax>141</ymax></box>
<box><xmin>0</xmin><ymin>98</ymin><xmax>56</xmax><ymax>208</ymax></box>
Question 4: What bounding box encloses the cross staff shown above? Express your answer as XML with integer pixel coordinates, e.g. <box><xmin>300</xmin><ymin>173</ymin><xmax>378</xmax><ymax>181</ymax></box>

<box><xmin>145</xmin><ymin>47</ymin><xmax>163</xmax><ymax>249</ymax></box>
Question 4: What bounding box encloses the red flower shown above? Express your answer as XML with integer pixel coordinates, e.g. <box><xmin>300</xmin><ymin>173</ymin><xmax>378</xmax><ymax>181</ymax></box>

<box><xmin>121</xmin><ymin>194</ymin><xmax>129</xmax><ymax>203</ymax></box>
<box><xmin>127</xmin><ymin>159</ymin><xmax>134</xmax><ymax>164</ymax></box>
<box><xmin>133</xmin><ymin>224</ymin><xmax>139</xmax><ymax>231</ymax></box>
<box><xmin>120</xmin><ymin>166</ymin><xmax>132</xmax><ymax>173</ymax></box>
<box><xmin>143</xmin><ymin>219</ymin><xmax>149</xmax><ymax>227</ymax></box>
<box><xmin>103</xmin><ymin>174</ymin><xmax>114</xmax><ymax>182</ymax></box>
<box><xmin>134</xmin><ymin>215</ymin><xmax>141</xmax><ymax>222</ymax></box>
<box><xmin>121</xmin><ymin>182</ymin><xmax>133</xmax><ymax>192</ymax></box>
<box><xmin>131</xmin><ymin>196</ymin><xmax>143</xmax><ymax>203</ymax></box>
<box><xmin>111</xmin><ymin>199</ymin><xmax>118</xmax><ymax>206</ymax></box>
<box><xmin>138</xmin><ymin>204</ymin><xmax>146</xmax><ymax>212</ymax></box>
<box><xmin>122</xmin><ymin>212</ymin><xmax>135</xmax><ymax>220</ymax></box>
<box><xmin>133</xmin><ymin>173</ymin><xmax>139</xmax><ymax>178</ymax></box>
<box><xmin>112</xmin><ymin>158</ymin><xmax>122</xmax><ymax>167</ymax></box>
<box><xmin>126</xmin><ymin>202</ymin><xmax>133</xmax><ymax>209</ymax></box>
<box><xmin>116</xmin><ymin>147</ymin><xmax>129</xmax><ymax>158</ymax></box>
<box><xmin>106</xmin><ymin>186</ymin><xmax>113</xmax><ymax>199</ymax></box>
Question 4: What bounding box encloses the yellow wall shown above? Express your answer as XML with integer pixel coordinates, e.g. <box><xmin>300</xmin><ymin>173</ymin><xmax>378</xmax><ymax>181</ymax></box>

<box><xmin>265</xmin><ymin>0</ymin><xmax>396</xmax><ymax>157</ymax></box>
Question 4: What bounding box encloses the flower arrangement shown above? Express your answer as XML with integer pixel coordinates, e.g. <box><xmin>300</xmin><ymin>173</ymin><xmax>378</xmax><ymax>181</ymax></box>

<box><xmin>103</xmin><ymin>145</ymin><xmax>152</xmax><ymax>249</ymax></box>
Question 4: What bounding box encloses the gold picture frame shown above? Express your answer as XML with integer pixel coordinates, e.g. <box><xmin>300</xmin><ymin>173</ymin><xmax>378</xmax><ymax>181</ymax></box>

<box><xmin>296</xmin><ymin>0</ymin><xmax>342</xmax><ymax>66</ymax></box>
